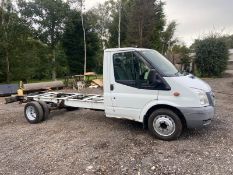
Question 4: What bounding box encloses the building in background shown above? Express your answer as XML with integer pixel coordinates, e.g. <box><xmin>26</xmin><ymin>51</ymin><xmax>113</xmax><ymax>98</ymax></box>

<box><xmin>226</xmin><ymin>49</ymin><xmax>233</xmax><ymax>76</ymax></box>
<box><xmin>166</xmin><ymin>52</ymin><xmax>194</xmax><ymax>73</ymax></box>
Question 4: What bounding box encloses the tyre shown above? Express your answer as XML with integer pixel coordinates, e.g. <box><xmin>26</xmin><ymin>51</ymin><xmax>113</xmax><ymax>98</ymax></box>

<box><xmin>148</xmin><ymin>108</ymin><xmax>183</xmax><ymax>141</ymax></box>
<box><xmin>24</xmin><ymin>101</ymin><xmax>44</xmax><ymax>124</ymax></box>
<box><xmin>38</xmin><ymin>101</ymin><xmax>50</xmax><ymax>121</ymax></box>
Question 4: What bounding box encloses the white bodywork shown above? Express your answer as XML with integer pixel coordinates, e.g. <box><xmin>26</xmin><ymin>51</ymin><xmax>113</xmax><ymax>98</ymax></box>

<box><xmin>103</xmin><ymin>48</ymin><xmax>213</xmax><ymax>123</ymax></box>
<box><xmin>28</xmin><ymin>48</ymin><xmax>214</xmax><ymax>127</ymax></box>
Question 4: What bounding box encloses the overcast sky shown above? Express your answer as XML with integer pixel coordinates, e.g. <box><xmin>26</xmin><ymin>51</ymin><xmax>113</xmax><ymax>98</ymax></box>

<box><xmin>85</xmin><ymin>0</ymin><xmax>233</xmax><ymax>46</ymax></box>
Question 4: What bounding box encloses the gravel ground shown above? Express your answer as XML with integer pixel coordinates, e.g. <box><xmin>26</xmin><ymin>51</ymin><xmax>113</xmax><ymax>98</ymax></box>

<box><xmin>1</xmin><ymin>78</ymin><xmax>233</xmax><ymax>175</ymax></box>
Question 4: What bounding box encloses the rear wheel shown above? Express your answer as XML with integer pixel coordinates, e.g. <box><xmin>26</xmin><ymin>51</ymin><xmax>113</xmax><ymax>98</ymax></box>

<box><xmin>148</xmin><ymin>109</ymin><xmax>183</xmax><ymax>141</ymax></box>
<box><xmin>24</xmin><ymin>101</ymin><xmax>43</xmax><ymax>124</ymax></box>
<box><xmin>38</xmin><ymin>101</ymin><xmax>50</xmax><ymax>121</ymax></box>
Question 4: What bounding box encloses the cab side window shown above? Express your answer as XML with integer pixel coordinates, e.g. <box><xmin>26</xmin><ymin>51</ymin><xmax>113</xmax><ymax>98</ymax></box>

<box><xmin>113</xmin><ymin>52</ymin><xmax>136</xmax><ymax>87</ymax></box>
<box><xmin>113</xmin><ymin>52</ymin><xmax>156</xmax><ymax>89</ymax></box>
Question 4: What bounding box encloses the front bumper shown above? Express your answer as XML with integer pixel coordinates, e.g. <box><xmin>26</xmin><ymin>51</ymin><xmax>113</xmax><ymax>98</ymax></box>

<box><xmin>179</xmin><ymin>106</ymin><xmax>215</xmax><ymax>128</ymax></box>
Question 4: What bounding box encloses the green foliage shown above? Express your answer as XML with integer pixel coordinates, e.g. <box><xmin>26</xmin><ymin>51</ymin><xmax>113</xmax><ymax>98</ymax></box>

<box><xmin>221</xmin><ymin>35</ymin><xmax>233</xmax><ymax>49</ymax></box>
<box><xmin>0</xmin><ymin>0</ymin><xmax>69</xmax><ymax>83</ymax></box>
<box><xmin>107</xmin><ymin>0</ymin><xmax>167</xmax><ymax>50</ymax></box>
<box><xmin>0</xmin><ymin>0</ymin><xmax>15</xmax><ymax>83</ymax></box>
<box><xmin>108</xmin><ymin>0</ymin><xmax>129</xmax><ymax>48</ymax></box>
<box><xmin>173</xmin><ymin>45</ymin><xmax>191</xmax><ymax>71</ymax></box>
<box><xmin>19</xmin><ymin>0</ymin><xmax>69</xmax><ymax>47</ymax></box>
<box><xmin>10</xmin><ymin>38</ymin><xmax>51</xmax><ymax>81</ymax></box>
<box><xmin>55</xmin><ymin>43</ymin><xmax>69</xmax><ymax>78</ymax></box>
<box><xmin>127</xmin><ymin>0</ymin><xmax>158</xmax><ymax>48</ymax></box>
<box><xmin>0</xmin><ymin>2</ymin><xmax>43</xmax><ymax>82</ymax></box>
<box><xmin>161</xmin><ymin>21</ymin><xmax>177</xmax><ymax>54</ymax></box>
<box><xmin>0</xmin><ymin>0</ymin><xmax>176</xmax><ymax>83</ymax></box>
<box><xmin>0</xmin><ymin>49</ymin><xmax>4</xmax><ymax>82</ymax></box>
<box><xmin>90</xmin><ymin>0</ymin><xmax>116</xmax><ymax>49</ymax></box>
<box><xmin>195</xmin><ymin>36</ymin><xmax>229</xmax><ymax>77</ymax></box>
<box><xmin>19</xmin><ymin>0</ymin><xmax>70</xmax><ymax>80</ymax></box>
<box><xmin>62</xmin><ymin>10</ymin><xmax>100</xmax><ymax>75</ymax></box>
<box><xmin>152</xmin><ymin>0</ymin><xmax>166</xmax><ymax>52</ymax></box>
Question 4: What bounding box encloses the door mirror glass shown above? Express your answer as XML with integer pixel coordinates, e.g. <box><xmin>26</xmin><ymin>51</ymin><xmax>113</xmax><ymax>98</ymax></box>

<box><xmin>148</xmin><ymin>70</ymin><xmax>164</xmax><ymax>86</ymax></box>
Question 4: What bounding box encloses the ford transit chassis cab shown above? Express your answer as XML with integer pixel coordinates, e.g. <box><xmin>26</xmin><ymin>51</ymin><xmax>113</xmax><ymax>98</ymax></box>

<box><xmin>24</xmin><ymin>48</ymin><xmax>215</xmax><ymax>141</ymax></box>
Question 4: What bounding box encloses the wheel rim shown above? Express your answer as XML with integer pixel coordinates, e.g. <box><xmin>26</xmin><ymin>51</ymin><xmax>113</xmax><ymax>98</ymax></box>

<box><xmin>26</xmin><ymin>106</ymin><xmax>37</xmax><ymax>121</ymax></box>
<box><xmin>153</xmin><ymin>115</ymin><xmax>176</xmax><ymax>137</ymax></box>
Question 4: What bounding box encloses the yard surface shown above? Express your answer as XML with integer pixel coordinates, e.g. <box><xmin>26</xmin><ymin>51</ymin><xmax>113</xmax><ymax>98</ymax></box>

<box><xmin>1</xmin><ymin>78</ymin><xmax>233</xmax><ymax>175</ymax></box>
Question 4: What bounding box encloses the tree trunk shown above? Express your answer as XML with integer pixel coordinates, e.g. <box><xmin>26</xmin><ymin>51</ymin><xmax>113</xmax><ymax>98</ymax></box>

<box><xmin>118</xmin><ymin>0</ymin><xmax>121</xmax><ymax>48</ymax></box>
<box><xmin>52</xmin><ymin>49</ymin><xmax>56</xmax><ymax>80</ymax></box>
<box><xmin>139</xmin><ymin>20</ymin><xmax>143</xmax><ymax>47</ymax></box>
<box><xmin>23</xmin><ymin>81</ymin><xmax>64</xmax><ymax>92</ymax></box>
<box><xmin>80</xmin><ymin>0</ymin><xmax>87</xmax><ymax>76</ymax></box>
<box><xmin>172</xmin><ymin>55</ymin><xmax>175</xmax><ymax>64</ymax></box>
<box><xmin>5</xmin><ymin>47</ymin><xmax>10</xmax><ymax>83</ymax></box>
<box><xmin>2</xmin><ymin>0</ymin><xmax>10</xmax><ymax>83</ymax></box>
<box><xmin>1</xmin><ymin>0</ymin><xmax>4</xmax><ymax>25</ymax></box>
<box><xmin>50</xmin><ymin>8</ymin><xmax>56</xmax><ymax>81</ymax></box>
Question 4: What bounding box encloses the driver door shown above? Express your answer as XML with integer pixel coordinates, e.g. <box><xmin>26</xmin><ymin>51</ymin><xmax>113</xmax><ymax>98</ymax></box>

<box><xmin>110</xmin><ymin>51</ymin><xmax>159</xmax><ymax>121</ymax></box>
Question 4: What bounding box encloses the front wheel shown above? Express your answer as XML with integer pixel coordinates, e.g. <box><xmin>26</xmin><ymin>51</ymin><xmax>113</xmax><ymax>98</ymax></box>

<box><xmin>148</xmin><ymin>109</ymin><xmax>183</xmax><ymax>141</ymax></box>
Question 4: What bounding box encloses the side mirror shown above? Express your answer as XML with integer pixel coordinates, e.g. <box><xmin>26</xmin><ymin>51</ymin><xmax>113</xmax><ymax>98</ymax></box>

<box><xmin>148</xmin><ymin>70</ymin><xmax>163</xmax><ymax>85</ymax></box>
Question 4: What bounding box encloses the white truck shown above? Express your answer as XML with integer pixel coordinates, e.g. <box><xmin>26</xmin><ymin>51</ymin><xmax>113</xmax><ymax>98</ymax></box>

<box><xmin>24</xmin><ymin>48</ymin><xmax>215</xmax><ymax>140</ymax></box>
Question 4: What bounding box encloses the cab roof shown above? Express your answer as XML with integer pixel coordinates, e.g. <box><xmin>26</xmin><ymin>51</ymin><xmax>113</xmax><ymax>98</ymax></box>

<box><xmin>104</xmin><ymin>47</ymin><xmax>151</xmax><ymax>52</ymax></box>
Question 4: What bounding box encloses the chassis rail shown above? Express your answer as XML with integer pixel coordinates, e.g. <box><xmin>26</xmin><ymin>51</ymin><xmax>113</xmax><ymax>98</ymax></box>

<box><xmin>27</xmin><ymin>92</ymin><xmax>104</xmax><ymax>110</ymax></box>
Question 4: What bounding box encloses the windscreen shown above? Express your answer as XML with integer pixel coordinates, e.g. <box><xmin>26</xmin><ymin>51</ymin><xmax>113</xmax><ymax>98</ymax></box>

<box><xmin>139</xmin><ymin>50</ymin><xmax>178</xmax><ymax>77</ymax></box>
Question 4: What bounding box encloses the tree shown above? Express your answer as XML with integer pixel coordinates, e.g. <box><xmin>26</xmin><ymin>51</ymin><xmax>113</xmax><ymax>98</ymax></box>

<box><xmin>54</xmin><ymin>43</ymin><xmax>69</xmax><ymax>78</ymax></box>
<box><xmin>118</xmin><ymin>0</ymin><xmax>121</xmax><ymax>48</ymax></box>
<box><xmin>11</xmin><ymin>38</ymin><xmax>51</xmax><ymax>81</ymax></box>
<box><xmin>108</xmin><ymin>0</ymin><xmax>128</xmax><ymax>48</ymax></box>
<box><xmin>195</xmin><ymin>36</ymin><xmax>228</xmax><ymax>77</ymax></box>
<box><xmin>221</xmin><ymin>35</ymin><xmax>233</xmax><ymax>49</ymax></box>
<box><xmin>161</xmin><ymin>21</ymin><xmax>177</xmax><ymax>55</ymax></box>
<box><xmin>79</xmin><ymin>0</ymin><xmax>87</xmax><ymax>75</ymax></box>
<box><xmin>152</xmin><ymin>0</ymin><xmax>166</xmax><ymax>52</ymax></box>
<box><xmin>62</xmin><ymin>10</ymin><xmax>100</xmax><ymax>75</ymax></box>
<box><xmin>91</xmin><ymin>0</ymin><xmax>117</xmax><ymax>49</ymax></box>
<box><xmin>68</xmin><ymin>0</ymin><xmax>87</xmax><ymax>76</ymax></box>
<box><xmin>19</xmin><ymin>0</ymin><xmax>69</xmax><ymax>80</ymax></box>
<box><xmin>126</xmin><ymin>0</ymin><xmax>166</xmax><ymax>49</ymax></box>
<box><xmin>127</xmin><ymin>0</ymin><xmax>153</xmax><ymax>47</ymax></box>
<box><xmin>0</xmin><ymin>0</ymin><xmax>41</xmax><ymax>82</ymax></box>
<box><xmin>167</xmin><ymin>44</ymin><xmax>191</xmax><ymax>71</ymax></box>
<box><xmin>0</xmin><ymin>0</ymin><xmax>13</xmax><ymax>83</ymax></box>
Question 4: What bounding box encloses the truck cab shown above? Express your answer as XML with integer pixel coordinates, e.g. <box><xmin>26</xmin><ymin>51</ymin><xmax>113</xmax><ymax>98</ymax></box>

<box><xmin>103</xmin><ymin>48</ymin><xmax>215</xmax><ymax>140</ymax></box>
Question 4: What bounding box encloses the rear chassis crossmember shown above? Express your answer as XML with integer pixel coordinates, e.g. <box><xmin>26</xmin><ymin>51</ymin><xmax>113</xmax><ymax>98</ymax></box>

<box><xmin>27</xmin><ymin>92</ymin><xmax>105</xmax><ymax>111</ymax></box>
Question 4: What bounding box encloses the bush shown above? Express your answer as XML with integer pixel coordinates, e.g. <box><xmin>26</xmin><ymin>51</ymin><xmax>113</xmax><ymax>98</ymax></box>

<box><xmin>195</xmin><ymin>36</ymin><xmax>229</xmax><ymax>77</ymax></box>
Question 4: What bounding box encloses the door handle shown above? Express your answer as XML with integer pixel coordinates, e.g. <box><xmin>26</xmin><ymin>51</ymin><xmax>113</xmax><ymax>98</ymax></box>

<box><xmin>110</xmin><ymin>84</ymin><xmax>114</xmax><ymax>91</ymax></box>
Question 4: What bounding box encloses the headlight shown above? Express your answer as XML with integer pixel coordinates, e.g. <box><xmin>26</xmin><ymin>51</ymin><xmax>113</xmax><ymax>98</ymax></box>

<box><xmin>191</xmin><ymin>88</ymin><xmax>209</xmax><ymax>106</ymax></box>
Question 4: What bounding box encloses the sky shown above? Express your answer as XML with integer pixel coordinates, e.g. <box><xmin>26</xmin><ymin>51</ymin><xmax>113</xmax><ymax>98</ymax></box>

<box><xmin>85</xmin><ymin>0</ymin><xmax>233</xmax><ymax>46</ymax></box>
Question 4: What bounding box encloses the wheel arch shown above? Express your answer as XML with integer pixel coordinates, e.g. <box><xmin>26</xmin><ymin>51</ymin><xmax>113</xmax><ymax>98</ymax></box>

<box><xmin>143</xmin><ymin>104</ymin><xmax>187</xmax><ymax>129</ymax></box>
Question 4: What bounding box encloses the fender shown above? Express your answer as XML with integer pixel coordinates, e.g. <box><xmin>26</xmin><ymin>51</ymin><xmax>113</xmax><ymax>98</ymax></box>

<box><xmin>139</xmin><ymin>100</ymin><xmax>182</xmax><ymax>122</ymax></box>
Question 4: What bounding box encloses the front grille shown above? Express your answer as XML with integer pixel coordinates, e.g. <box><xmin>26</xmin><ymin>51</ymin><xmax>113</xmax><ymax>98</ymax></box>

<box><xmin>206</xmin><ymin>91</ymin><xmax>215</xmax><ymax>106</ymax></box>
